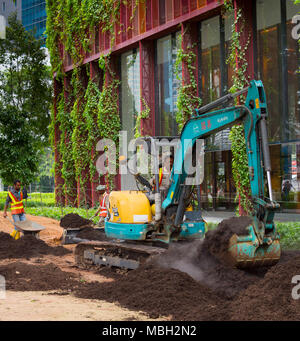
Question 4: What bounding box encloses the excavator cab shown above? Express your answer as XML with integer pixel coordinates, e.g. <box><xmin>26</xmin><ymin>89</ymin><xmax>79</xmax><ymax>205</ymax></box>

<box><xmin>105</xmin><ymin>137</ymin><xmax>207</xmax><ymax>243</ymax></box>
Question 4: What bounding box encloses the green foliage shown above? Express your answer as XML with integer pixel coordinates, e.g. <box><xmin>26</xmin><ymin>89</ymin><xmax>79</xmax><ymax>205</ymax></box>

<box><xmin>25</xmin><ymin>206</ymin><xmax>98</xmax><ymax>223</ymax></box>
<box><xmin>0</xmin><ymin>14</ymin><xmax>52</xmax><ymax>185</ymax></box>
<box><xmin>276</xmin><ymin>222</ymin><xmax>300</xmax><ymax>250</ymax></box>
<box><xmin>45</xmin><ymin>0</ymin><xmax>134</xmax><ymax>76</ymax></box>
<box><xmin>56</xmin><ymin>88</ymin><xmax>77</xmax><ymax>200</ymax></box>
<box><xmin>174</xmin><ymin>30</ymin><xmax>202</xmax><ymax>132</ymax></box>
<box><xmin>224</xmin><ymin>2</ymin><xmax>251</xmax><ymax>215</ymax></box>
<box><xmin>97</xmin><ymin>58</ymin><xmax>121</xmax><ymax>190</ymax></box>
<box><xmin>134</xmin><ymin>98</ymin><xmax>150</xmax><ymax>138</ymax></box>
<box><xmin>38</xmin><ymin>148</ymin><xmax>54</xmax><ymax>178</ymax></box>
<box><xmin>229</xmin><ymin>125</ymin><xmax>253</xmax><ymax>213</ymax></box>
<box><xmin>0</xmin><ymin>192</ymin><xmax>55</xmax><ymax>210</ymax></box>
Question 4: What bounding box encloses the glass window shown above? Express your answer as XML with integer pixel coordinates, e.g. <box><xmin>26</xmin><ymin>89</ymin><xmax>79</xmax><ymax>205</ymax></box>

<box><xmin>257</xmin><ymin>0</ymin><xmax>281</xmax><ymax>142</ymax></box>
<box><xmin>286</xmin><ymin>0</ymin><xmax>300</xmax><ymax>141</ymax></box>
<box><xmin>121</xmin><ymin>50</ymin><xmax>140</xmax><ymax>142</ymax></box>
<box><xmin>224</xmin><ymin>10</ymin><xmax>234</xmax><ymax>92</ymax></box>
<box><xmin>156</xmin><ymin>32</ymin><xmax>181</xmax><ymax>136</ymax></box>
<box><xmin>270</xmin><ymin>143</ymin><xmax>300</xmax><ymax>211</ymax></box>
<box><xmin>201</xmin><ymin>16</ymin><xmax>221</xmax><ymax>105</ymax></box>
<box><xmin>120</xmin><ymin>50</ymin><xmax>140</xmax><ymax>190</ymax></box>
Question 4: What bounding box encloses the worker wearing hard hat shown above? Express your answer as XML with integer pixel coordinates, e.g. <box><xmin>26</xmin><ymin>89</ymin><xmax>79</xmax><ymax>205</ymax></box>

<box><xmin>92</xmin><ymin>185</ymin><xmax>109</xmax><ymax>226</ymax></box>
<box><xmin>3</xmin><ymin>180</ymin><xmax>28</xmax><ymax>240</ymax></box>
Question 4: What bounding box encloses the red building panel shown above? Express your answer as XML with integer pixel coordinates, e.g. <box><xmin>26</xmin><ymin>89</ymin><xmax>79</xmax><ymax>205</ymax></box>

<box><xmin>140</xmin><ymin>40</ymin><xmax>156</xmax><ymax>136</ymax></box>
<box><xmin>190</xmin><ymin>0</ymin><xmax>197</xmax><ymax>12</ymax></box>
<box><xmin>181</xmin><ymin>0</ymin><xmax>189</xmax><ymax>15</ymax></box>
<box><xmin>53</xmin><ymin>79</ymin><xmax>65</xmax><ymax>206</ymax></box>
<box><xmin>126</xmin><ymin>0</ymin><xmax>133</xmax><ymax>40</ymax></box>
<box><xmin>174</xmin><ymin>0</ymin><xmax>181</xmax><ymax>18</ymax></box>
<box><xmin>166</xmin><ymin>0</ymin><xmax>174</xmax><ymax>22</ymax></box>
<box><xmin>120</xmin><ymin>1</ymin><xmax>127</xmax><ymax>42</ymax></box>
<box><xmin>152</xmin><ymin>0</ymin><xmax>159</xmax><ymax>28</ymax></box>
<box><xmin>197</xmin><ymin>0</ymin><xmax>206</xmax><ymax>9</ymax></box>
<box><xmin>146</xmin><ymin>0</ymin><xmax>152</xmax><ymax>31</ymax></box>
<box><xmin>139</xmin><ymin>1</ymin><xmax>146</xmax><ymax>34</ymax></box>
<box><xmin>159</xmin><ymin>0</ymin><xmax>166</xmax><ymax>25</ymax></box>
<box><xmin>133</xmin><ymin>0</ymin><xmax>139</xmax><ymax>36</ymax></box>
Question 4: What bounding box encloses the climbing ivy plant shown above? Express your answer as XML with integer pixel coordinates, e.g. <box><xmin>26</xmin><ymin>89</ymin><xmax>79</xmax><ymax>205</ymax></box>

<box><xmin>224</xmin><ymin>0</ymin><xmax>253</xmax><ymax>215</ymax></box>
<box><xmin>174</xmin><ymin>28</ymin><xmax>202</xmax><ymax>132</ymax></box>
<box><xmin>134</xmin><ymin>98</ymin><xmax>150</xmax><ymax>138</ymax></box>
<box><xmin>97</xmin><ymin>56</ymin><xmax>121</xmax><ymax>190</ymax></box>
<box><xmin>46</xmin><ymin>1</ymin><xmax>143</xmax><ymax>204</ymax></box>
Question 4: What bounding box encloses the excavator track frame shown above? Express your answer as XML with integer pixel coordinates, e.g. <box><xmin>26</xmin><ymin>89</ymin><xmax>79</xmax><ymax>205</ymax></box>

<box><xmin>75</xmin><ymin>240</ymin><xmax>166</xmax><ymax>270</ymax></box>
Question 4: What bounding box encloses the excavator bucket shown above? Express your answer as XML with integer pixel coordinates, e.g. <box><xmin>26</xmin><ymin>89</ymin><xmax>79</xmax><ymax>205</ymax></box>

<box><xmin>227</xmin><ymin>225</ymin><xmax>281</xmax><ymax>269</ymax></box>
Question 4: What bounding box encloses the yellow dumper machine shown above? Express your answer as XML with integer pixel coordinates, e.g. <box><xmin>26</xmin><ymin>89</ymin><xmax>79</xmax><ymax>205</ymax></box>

<box><xmin>75</xmin><ymin>80</ymin><xmax>281</xmax><ymax>270</ymax></box>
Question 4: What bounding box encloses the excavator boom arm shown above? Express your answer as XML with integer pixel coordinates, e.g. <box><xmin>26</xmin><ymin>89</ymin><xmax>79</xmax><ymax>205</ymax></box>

<box><xmin>163</xmin><ymin>80</ymin><xmax>278</xmax><ymax>245</ymax></box>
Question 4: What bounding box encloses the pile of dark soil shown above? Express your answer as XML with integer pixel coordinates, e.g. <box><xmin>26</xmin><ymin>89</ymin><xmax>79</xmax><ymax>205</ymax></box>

<box><xmin>156</xmin><ymin>217</ymin><xmax>263</xmax><ymax>298</ymax></box>
<box><xmin>0</xmin><ymin>262</ymin><xmax>79</xmax><ymax>291</ymax></box>
<box><xmin>74</xmin><ymin>217</ymin><xmax>300</xmax><ymax>321</ymax></box>
<box><xmin>76</xmin><ymin>227</ymin><xmax>107</xmax><ymax>241</ymax></box>
<box><xmin>203</xmin><ymin>216</ymin><xmax>252</xmax><ymax>263</ymax></box>
<box><xmin>229</xmin><ymin>255</ymin><xmax>300</xmax><ymax>321</ymax></box>
<box><xmin>75</xmin><ymin>263</ymin><xmax>228</xmax><ymax>320</ymax></box>
<box><xmin>0</xmin><ymin>232</ymin><xmax>71</xmax><ymax>260</ymax></box>
<box><xmin>2</xmin><ymin>216</ymin><xmax>299</xmax><ymax>321</ymax></box>
<box><xmin>60</xmin><ymin>213</ymin><xmax>92</xmax><ymax>229</ymax></box>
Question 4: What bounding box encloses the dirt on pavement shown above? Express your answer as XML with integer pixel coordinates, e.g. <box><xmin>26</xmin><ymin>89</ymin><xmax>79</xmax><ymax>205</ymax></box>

<box><xmin>0</xmin><ymin>213</ymin><xmax>300</xmax><ymax>321</ymax></box>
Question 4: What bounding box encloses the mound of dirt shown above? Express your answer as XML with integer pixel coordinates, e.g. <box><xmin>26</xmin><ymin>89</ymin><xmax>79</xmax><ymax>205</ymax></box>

<box><xmin>228</xmin><ymin>255</ymin><xmax>300</xmax><ymax>320</ymax></box>
<box><xmin>0</xmin><ymin>232</ymin><xmax>71</xmax><ymax>260</ymax></box>
<box><xmin>154</xmin><ymin>239</ymin><xmax>262</xmax><ymax>299</ymax></box>
<box><xmin>75</xmin><ymin>263</ymin><xmax>228</xmax><ymax>320</ymax></box>
<box><xmin>154</xmin><ymin>217</ymin><xmax>264</xmax><ymax>298</ymax></box>
<box><xmin>76</xmin><ymin>227</ymin><xmax>107</xmax><ymax>241</ymax></box>
<box><xmin>60</xmin><ymin>213</ymin><xmax>92</xmax><ymax>229</ymax></box>
<box><xmin>203</xmin><ymin>216</ymin><xmax>252</xmax><ymax>263</ymax></box>
<box><xmin>0</xmin><ymin>262</ymin><xmax>79</xmax><ymax>291</ymax></box>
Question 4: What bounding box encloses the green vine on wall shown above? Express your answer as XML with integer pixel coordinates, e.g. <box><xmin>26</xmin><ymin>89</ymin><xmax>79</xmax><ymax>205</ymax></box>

<box><xmin>174</xmin><ymin>28</ymin><xmax>202</xmax><ymax>132</ymax></box>
<box><xmin>134</xmin><ymin>98</ymin><xmax>150</xmax><ymax>138</ymax></box>
<box><xmin>47</xmin><ymin>1</ymin><xmax>138</xmax><ymax>204</ymax></box>
<box><xmin>97</xmin><ymin>56</ymin><xmax>121</xmax><ymax>190</ymax></box>
<box><xmin>56</xmin><ymin>87</ymin><xmax>77</xmax><ymax>203</ymax></box>
<box><xmin>224</xmin><ymin>0</ymin><xmax>253</xmax><ymax>215</ymax></box>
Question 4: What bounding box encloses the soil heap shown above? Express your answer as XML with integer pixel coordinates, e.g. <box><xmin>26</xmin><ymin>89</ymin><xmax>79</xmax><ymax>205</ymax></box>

<box><xmin>0</xmin><ymin>261</ymin><xmax>79</xmax><ymax>291</ymax></box>
<box><xmin>76</xmin><ymin>227</ymin><xmax>107</xmax><ymax>241</ymax></box>
<box><xmin>74</xmin><ymin>217</ymin><xmax>300</xmax><ymax>321</ymax></box>
<box><xmin>60</xmin><ymin>213</ymin><xmax>92</xmax><ymax>229</ymax></box>
<box><xmin>0</xmin><ymin>231</ymin><xmax>71</xmax><ymax>260</ymax></box>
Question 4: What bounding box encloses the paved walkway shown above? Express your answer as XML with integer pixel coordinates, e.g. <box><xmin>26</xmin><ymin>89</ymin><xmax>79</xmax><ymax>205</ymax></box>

<box><xmin>202</xmin><ymin>210</ymin><xmax>300</xmax><ymax>224</ymax></box>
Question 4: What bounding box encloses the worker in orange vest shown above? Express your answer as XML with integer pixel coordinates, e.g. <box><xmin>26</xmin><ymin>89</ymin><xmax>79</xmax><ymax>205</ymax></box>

<box><xmin>3</xmin><ymin>180</ymin><xmax>28</xmax><ymax>240</ymax></box>
<box><xmin>92</xmin><ymin>185</ymin><xmax>109</xmax><ymax>227</ymax></box>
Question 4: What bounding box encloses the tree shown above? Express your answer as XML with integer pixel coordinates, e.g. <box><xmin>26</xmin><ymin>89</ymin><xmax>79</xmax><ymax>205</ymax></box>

<box><xmin>0</xmin><ymin>13</ymin><xmax>52</xmax><ymax>185</ymax></box>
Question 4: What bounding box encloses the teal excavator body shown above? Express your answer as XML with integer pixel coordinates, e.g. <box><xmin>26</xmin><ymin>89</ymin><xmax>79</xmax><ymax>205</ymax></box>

<box><xmin>73</xmin><ymin>80</ymin><xmax>281</xmax><ymax>270</ymax></box>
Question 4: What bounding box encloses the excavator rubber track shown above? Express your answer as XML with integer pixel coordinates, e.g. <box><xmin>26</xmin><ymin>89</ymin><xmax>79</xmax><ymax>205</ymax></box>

<box><xmin>75</xmin><ymin>240</ymin><xmax>166</xmax><ymax>270</ymax></box>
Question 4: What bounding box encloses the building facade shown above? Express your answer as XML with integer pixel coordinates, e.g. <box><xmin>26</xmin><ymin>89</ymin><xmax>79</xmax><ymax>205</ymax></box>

<box><xmin>22</xmin><ymin>0</ymin><xmax>46</xmax><ymax>39</ymax></box>
<box><xmin>50</xmin><ymin>0</ymin><xmax>300</xmax><ymax>215</ymax></box>
<box><xmin>0</xmin><ymin>0</ymin><xmax>22</xmax><ymax>24</ymax></box>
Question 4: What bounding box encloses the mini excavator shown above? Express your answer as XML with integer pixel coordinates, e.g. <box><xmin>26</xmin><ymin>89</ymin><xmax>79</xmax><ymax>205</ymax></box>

<box><xmin>75</xmin><ymin>80</ymin><xmax>281</xmax><ymax>270</ymax></box>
